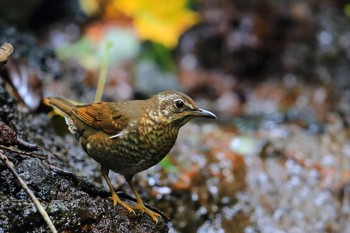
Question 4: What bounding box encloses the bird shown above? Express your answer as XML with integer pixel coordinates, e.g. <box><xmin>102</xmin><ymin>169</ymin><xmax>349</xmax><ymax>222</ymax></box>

<box><xmin>46</xmin><ymin>90</ymin><xmax>216</xmax><ymax>223</ymax></box>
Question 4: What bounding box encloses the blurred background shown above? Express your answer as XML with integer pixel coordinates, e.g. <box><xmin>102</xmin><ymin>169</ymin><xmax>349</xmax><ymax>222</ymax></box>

<box><xmin>1</xmin><ymin>0</ymin><xmax>350</xmax><ymax>232</ymax></box>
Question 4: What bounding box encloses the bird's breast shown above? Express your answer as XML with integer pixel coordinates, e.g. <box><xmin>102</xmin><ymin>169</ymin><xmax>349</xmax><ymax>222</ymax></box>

<box><xmin>82</xmin><ymin>123</ymin><xmax>179</xmax><ymax>175</ymax></box>
<box><xmin>137</xmin><ymin>123</ymin><xmax>178</xmax><ymax>157</ymax></box>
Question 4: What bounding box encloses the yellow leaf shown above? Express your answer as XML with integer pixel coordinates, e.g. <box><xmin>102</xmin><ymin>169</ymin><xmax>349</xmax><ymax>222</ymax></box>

<box><xmin>106</xmin><ymin>0</ymin><xmax>199</xmax><ymax>48</ymax></box>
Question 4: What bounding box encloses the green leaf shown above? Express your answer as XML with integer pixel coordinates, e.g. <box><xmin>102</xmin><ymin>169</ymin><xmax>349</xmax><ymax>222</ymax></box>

<box><xmin>159</xmin><ymin>156</ymin><xmax>178</xmax><ymax>172</ymax></box>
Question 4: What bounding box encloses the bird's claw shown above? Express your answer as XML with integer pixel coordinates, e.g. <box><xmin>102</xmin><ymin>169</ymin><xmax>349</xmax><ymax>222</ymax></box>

<box><xmin>110</xmin><ymin>194</ymin><xmax>160</xmax><ymax>222</ymax></box>
<box><xmin>110</xmin><ymin>192</ymin><xmax>136</xmax><ymax>215</ymax></box>
<box><xmin>133</xmin><ymin>203</ymin><xmax>161</xmax><ymax>223</ymax></box>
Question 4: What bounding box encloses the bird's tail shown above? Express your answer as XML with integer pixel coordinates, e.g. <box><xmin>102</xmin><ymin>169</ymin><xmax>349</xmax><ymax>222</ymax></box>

<box><xmin>46</xmin><ymin>97</ymin><xmax>76</xmax><ymax>116</ymax></box>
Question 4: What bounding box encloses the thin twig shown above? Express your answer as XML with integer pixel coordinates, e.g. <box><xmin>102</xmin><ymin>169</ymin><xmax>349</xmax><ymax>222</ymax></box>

<box><xmin>16</xmin><ymin>137</ymin><xmax>39</xmax><ymax>151</ymax></box>
<box><xmin>0</xmin><ymin>150</ymin><xmax>57</xmax><ymax>233</ymax></box>
<box><xmin>0</xmin><ymin>145</ymin><xmax>33</xmax><ymax>156</ymax></box>
<box><xmin>0</xmin><ymin>145</ymin><xmax>45</xmax><ymax>160</ymax></box>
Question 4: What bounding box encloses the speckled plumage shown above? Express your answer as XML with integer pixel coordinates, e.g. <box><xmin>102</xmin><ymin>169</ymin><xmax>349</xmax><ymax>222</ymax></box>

<box><xmin>47</xmin><ymin>90</ymin><xmax>216</xmax><ymax>222</ymax></box>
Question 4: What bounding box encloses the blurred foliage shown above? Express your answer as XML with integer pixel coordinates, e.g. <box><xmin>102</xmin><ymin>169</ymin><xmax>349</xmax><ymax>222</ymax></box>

<box><xmin>104</xmin><ymin>0</ymin><xmax>198</xmax><ymax>48</ymax></box>
<box><xmin>79</xmin><ymin>0</ymin><xmax>99</xmax><ymax>16</ymax></box>
<box><xmin>139</xmin><ymin>42</ymin><xmax>176</xmax><ymax>72</ymax></box>
<box><xmin>159</xmin><ymin>156</ymin><xmax>178</xmax><ymax>172</ymax></box>
<box><xmin>55</xmin><ymin>36</ymin><xmax>97</xmax><ymax>69</ymax></box>
<box><xmin>55</xmin><ymin>28</ymin><xmax>140</xmax><ymax>70</ymax></box>
<box><xmin>56</xmin><ymin>0</ymin><xmax>197</xmax><ymax>76</ymax></box>
<box><xmin>344</xmin><ymin>4</ymin><xmax>350</xmax><ymax>17</ymax></box>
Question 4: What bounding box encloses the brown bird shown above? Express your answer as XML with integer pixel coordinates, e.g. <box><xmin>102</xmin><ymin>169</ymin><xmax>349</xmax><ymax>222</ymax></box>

<box><xmin>46</xmin><ymin>90</ymin><xmax>216</xmax><ymax>223</ymax></box>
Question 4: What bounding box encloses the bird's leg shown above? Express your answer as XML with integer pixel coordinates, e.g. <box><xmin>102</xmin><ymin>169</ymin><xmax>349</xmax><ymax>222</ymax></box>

<box><xmin>125</xmin><ymin>175</ymin><xmax>161</xmax><ymax>223</ymax></box>
<box><xmin>101</xmin><ymin>167</ymin><xmax>135</xmax><ymax>214</ymax></box>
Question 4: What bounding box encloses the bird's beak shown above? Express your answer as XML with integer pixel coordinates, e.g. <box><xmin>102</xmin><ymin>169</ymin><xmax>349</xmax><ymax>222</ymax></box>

<box><xmin>193</xmin><ymin>108</ymin><xmax>217</xmax><ymax>119</ymax></box>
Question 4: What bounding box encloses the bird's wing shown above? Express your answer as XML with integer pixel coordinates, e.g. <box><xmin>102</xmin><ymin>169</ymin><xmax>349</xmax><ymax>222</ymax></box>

<box><xmin>73</xmin><ymin>102</ymin><xmax>131</xmax><ymax>135</ymax></box>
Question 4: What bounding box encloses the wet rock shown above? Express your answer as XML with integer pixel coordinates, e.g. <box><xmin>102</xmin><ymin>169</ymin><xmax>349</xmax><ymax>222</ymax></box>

<box><xmin>0</xmin><ymin>78</ymin><xmax>21</xmax><ymax>131</ymax></box>
<box><xmin>0</xmin><ymin>158</ymin><xmax>169</xmax><ymax>232</ymax></box>
<box><xmin>0</xmin><ymin>121</ymin><xmax>17</xmax><ymax>145</ymax></box>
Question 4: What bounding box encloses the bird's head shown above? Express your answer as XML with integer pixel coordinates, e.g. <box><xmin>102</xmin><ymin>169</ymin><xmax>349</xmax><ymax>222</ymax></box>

<box><xmin>152</xmin><ymin>90</ymin><xmax>217</xmax><ymax>128</ymax></box>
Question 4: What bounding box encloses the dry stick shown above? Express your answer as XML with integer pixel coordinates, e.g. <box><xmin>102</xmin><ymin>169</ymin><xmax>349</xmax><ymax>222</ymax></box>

<box><xmin>0</xmin><ymin>145</ymin><xmax>33</xmax><ymax>157</ymax></box>
<box><xmin>0</xmin><ymin>145</ymin><xmax>45</xmax><ymax>161</ymax></box>
<box><xmin>0</xmin><ymin>151</ymin><xmax>57</xmax><ymax>233</ymax></box>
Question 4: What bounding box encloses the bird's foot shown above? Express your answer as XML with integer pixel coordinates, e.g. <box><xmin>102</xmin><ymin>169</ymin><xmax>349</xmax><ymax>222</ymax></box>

<box><xmin>110</xmin><ymin>192</ymin><xmax>135</xmax><ymax>215</ymax></box>
<box><xmin>133</xmin><ymin>203</ymin><xmax>161</xmax><ymax>223</ymax></box>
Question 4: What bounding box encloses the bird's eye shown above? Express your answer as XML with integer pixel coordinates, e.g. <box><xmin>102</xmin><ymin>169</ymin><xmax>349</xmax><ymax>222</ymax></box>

<box><xmin>175</xmin><ymin>99</ymin><xmax>184</xmax><ymax>109</ymax></box>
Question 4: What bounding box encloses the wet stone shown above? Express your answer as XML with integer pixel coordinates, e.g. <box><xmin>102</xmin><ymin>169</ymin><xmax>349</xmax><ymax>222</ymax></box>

<box><xmin>0</xmin><ymin>121</ymin><xmax>17</xmax><ymax>145</ymax></box>
<box><xmin>0</xmin><ymin>157</ymin><xmax>169</xmax><ymax>232</ymax></box>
